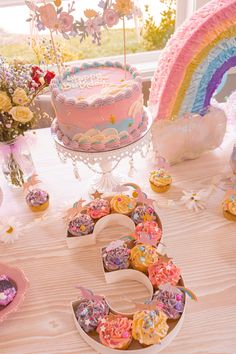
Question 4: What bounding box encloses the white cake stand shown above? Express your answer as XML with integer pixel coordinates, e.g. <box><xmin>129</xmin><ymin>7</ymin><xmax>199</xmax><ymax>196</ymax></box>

<box><xmin>53</xmin><ymin>109</ymin><xmax>153</xmax><ymax>193</ymax></box>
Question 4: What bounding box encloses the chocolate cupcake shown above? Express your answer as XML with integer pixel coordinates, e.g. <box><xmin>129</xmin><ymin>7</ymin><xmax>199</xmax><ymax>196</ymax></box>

<box><xmin>102</xmin><ymin>240</ymin><xmax>130</xmax><ymax>272</ymax></box>
<box><xmin>68</xmin><ymin>214</ymin><xmax>95</xmax><ymax>237</ymax></box>
<box><xmin>131</xmin><ymin>205</ymin><xmax>157</xmax><ymax>225</ymax></box>
<box><xmin>76</xmin><ymin>298</ymin><xmax>109</xmax><ymax>333</ymax></box>
<box><xmin>0</xmin><ymin>275</ymin><xmax>17</xmax><ymax>309</ymax></box>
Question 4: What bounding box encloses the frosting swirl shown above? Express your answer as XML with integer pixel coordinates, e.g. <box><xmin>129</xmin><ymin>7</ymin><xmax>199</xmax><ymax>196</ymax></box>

<box><xmin>97</xmin><ymin>315</ymin><xmax>133</xmax><ymax>349</ymax></box>
<box><xmin>131</xmin><ymin>205</ymin><xmax>157</xmax><ymax>225</ymax></box>
<box><xmin>26</xmin><ymin>188</ymin><xmax>49</xmax><ymax>207</ymax></box>
<box><xmin>102</xmin><ymin>240</ymin><xmax>130</xmax><ymax>271</ymax></box>
<box><xmin>148</xmin><ymin>258</ymin><xmax>181</xmax><ymax>288</ymax></box>
<box><xmin>132</xmin><ymin>310</ymin><xmax>169</xmax><ymax>345</ymax></box>
<box><xmin>110</xmin><ymin>194</ymin><xmax>137</xmax><ymax>215</ymax></box>
<box><xmin>153</xmin><ymin>284</ymin><xmax>185</xmax><ymax>320</ymax></box>
<box><xmin>130</xmin><ymin>244</ymin><xmax>159</xmax><ymax>273</ymax></box>
<box><xmin>87</xmin><ymin>198</ymin><xmax>110</xmax><ymax>219</ymax></box>
<box><xmin>149</xmin><ymin>169</ymin><xmax>172</xmax><ymax>187</ymax></box>
<box><xmin>134</xmin><ymin>221</ymin><xmax>162</xmax><ymax>246</ymax></box>
<box><xmin>76</xmin><ymin>298</ymin><xmax>109</xmax><ymax>333</ymax></box>
<box><xmin>68</xmin><ymin>214</ymin><xmax>94</xmax><ymax>236</ymax></box>
<box><xmin>222</xmin><ymin>195</ymin><xmax>236</xmax><ymax>216</ymax></box>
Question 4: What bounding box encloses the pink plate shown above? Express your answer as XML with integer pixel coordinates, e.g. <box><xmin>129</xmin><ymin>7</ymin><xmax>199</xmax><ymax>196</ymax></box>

<box><xmin>0</xmin><ymin>263</ymin><xmax>29</xmax><ymax>323</ymax></box>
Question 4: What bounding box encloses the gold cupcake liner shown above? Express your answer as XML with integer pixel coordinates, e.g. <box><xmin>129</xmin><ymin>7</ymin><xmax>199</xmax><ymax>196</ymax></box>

<box><xmin>149</xmin><ymin>182</ymin><xmax>171</xmax><ymax>193</ymax></box>
<box><xmin>223</xmin><ymin>210</ymin><xmax>236</xmax><ymax>222</ymax></box>
<box><xmin>29</xmin><ymin>200</ymin><xmax>49</xmax><ymax>213</ymax></box>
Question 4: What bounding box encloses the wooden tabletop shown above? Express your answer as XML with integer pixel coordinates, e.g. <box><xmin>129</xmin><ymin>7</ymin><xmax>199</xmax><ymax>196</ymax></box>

<box><xmin>0</xmin><ymin>128</ymin><xmax>236</xmax><ymax>354</ymax></box>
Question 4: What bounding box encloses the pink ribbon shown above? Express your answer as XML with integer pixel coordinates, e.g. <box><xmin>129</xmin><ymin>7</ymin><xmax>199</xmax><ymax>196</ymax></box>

<box><xmin>0</xmin><ymin>135</ymin><xmax>35</xmax><ymax>176</ymax></box>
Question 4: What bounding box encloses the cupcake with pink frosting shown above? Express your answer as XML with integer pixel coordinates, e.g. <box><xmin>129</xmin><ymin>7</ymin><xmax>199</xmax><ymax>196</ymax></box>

<box><xmin>134</xmin><ymin>221</ymin><xmax>162</xmax><ymax>246</ymax></box>
<box><xmin>87</xmin><ymin>198</ymin><xmax>110</xmax><ymax>220</ymax></box>
<box><xmin>148</xmin><ymin>257</ymin><xmax>181</xmax><ymax>289</ymax></box>
<box><xmin>97</xmin><ymin>314</ymin><xmax>133</xmax><ymax>350</ymax></box>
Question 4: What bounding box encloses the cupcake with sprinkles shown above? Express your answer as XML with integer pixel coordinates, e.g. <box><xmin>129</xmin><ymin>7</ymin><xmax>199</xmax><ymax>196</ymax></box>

<box><xmin>75</xmin><ymin>297</ymin><xmax>109</xmax><ymax>333</ymax></box>
<box><xmin>0</xmin><ymin>275</ymin><xmax>17</xmax><ymax>309</ymax></box>
<box><xmin>110</xmin><ymin>194</ymin><xmax>137</xmax><ymax>215</ymax></box>
<box><xmin>26</xmin><ymin>188</ymin><xmax>49</xmax><ymax>212</ymax></box>
<box><xmin>134</xmin><ymin>221</ymin><xmax>162</xmax><ymax>246</ymax></box>
<box><xmin>222</xmin><ymin>191</ymin><xmax>236</xmax><ymax>221</ymax></box>
<box><xmin>132</xmin><ymin>309</ymin><xmax>169</xmax><ymax>346</ymax></box>
<box><xmin>87</xmin><ymin>198</ymin><xmax>110</xmax><ymax>220</ymax></box>
<box><xmin>24</xmin><ymin>174</ymin><xmax>49</xmax><ymax>212</ymax></box>
<box><xmin>148</xmin><ymin>256</ymin><xmax>181</xmax><ymax>289</ymax></box>
<box><xmin>131</xmin><ymin>205</ymin><xmax>157</xmax><ymax>225</ymax></box>
<box><xmin>130</xmin><ymin>244</ymin><xmax>159</xmax><ymax>273</ymax></box>
<box><xmin>102</xmin><ymin>240</ymin><xmax>130</xmax><ymax>272</ymax></box>
<box><xmin>68</xmin><ymin>214</ymin><xmax>95</xmax><ymax>237</ymax></box>
<box><xmin>97</xmin><ymin>314</ymin><xmax>133</xmax><ymax>350</ymax></box>
<box><xmin>153</xmin><ymin>284</ymin><xmax>185</xmax><ymax>320</ymax></box>
<box><xmin>149</xmin><ymin>168</ymin><xmax>172</xmax><ymax>193</ymax></box>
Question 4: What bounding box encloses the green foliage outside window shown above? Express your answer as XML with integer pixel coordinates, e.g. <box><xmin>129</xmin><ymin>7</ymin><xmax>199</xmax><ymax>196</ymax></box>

<box><xmin>142</xmin><ymin>0</ymin><xmax>176</xmax><ymax>50</ymax></box>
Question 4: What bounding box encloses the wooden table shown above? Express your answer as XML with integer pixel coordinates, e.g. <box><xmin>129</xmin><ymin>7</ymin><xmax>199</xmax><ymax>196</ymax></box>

<box><xmin>0</xmin><ymin>128</ymin><xmax>236</xmax><ymax>354</ymax></box>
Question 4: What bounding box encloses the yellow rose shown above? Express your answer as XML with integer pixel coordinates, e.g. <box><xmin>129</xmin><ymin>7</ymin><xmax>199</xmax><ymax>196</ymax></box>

<box><xmin>9</xmin><ymin>106</ymin><xmax>33</xmax><ymax>123</ymax></box>
<box><xmin>0</xmin><ymin>91</ymin><xmax>12</xmax><ymax>112</ymax></box>
<box><xmin>12</xmin><ymin>88</ymin><xmax>29</xmax><ymax>106</ymax></box>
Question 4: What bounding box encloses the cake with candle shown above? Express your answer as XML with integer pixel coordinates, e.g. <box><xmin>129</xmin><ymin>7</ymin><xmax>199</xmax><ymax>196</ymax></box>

<box><xmin>51</xmin><ymin>61</ymin><xmax>149</xmax><ymax>151</ymax></box>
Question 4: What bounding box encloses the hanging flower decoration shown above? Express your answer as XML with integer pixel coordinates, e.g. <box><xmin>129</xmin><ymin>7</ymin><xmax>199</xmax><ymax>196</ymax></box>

<box><xmin>26</xmin><ymin>0</ymin><xmax>137</xmax><ymax>45</ymax></box>
<box><xmin>113</xmin><ymin>0</ymin><xmax>134</xmax><ymax>17</ymax></box>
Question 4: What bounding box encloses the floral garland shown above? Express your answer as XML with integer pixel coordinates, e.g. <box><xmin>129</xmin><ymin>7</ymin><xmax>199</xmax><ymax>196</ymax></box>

<box><xmin>26</xmin><ymin>0</ymin><xmax>136</xmax><ymax>45</ymax></box>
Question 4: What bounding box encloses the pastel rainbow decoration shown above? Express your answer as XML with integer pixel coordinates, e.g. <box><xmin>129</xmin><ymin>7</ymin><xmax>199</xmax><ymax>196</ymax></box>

<box><xmin>148</xmin><ymin>0</ymin><xmax>236</xmax><ymax>163</ymax></box>
<box><xmin>149</xmin><ymin>0</ymin><xmax>236</xmax><ymax>120</ymax></box>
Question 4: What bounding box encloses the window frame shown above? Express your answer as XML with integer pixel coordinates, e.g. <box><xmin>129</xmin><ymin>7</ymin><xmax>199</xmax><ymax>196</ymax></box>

<box><xmin>0</xmin><ymin>0</ymin><xmax>199</xmax><ymax>80</ymax></box>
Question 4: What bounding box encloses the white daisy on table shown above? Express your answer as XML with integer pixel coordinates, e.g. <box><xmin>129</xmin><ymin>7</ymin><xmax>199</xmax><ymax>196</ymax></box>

<box><xmin>0</xmin><ymin>217</ymin><xmax>22</xmax><ymax>244</ymax></box>
<box><xmin>179</xmin><ymin>190</ymin><xmax>208</xmax><ymax>212</ymax></box>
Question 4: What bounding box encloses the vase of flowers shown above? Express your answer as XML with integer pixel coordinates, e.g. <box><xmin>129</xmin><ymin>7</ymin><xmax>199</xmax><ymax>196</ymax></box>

<box><xmin>0</xmin><ymin>57</ymin><xmax>55</xmax><ymax>187</ymax></box>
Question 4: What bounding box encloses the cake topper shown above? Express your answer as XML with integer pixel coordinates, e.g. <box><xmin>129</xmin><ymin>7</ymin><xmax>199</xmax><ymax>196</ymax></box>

<box><xmin>91</xmin><ymin>190</ymin><xmax>103</xmax><ymax>200</ymax></box>
<box><xmin>64</xmin><ymin>198</ymin><xmax>86</xmax><ymax>223</ymax></box>
<box><xmin>26</xmin><ymin>0</ymin><xmax>140</xmax><ymax>79</ymax></box>
<box><xmin>23</xmin><ymin>174</ymin><xmax>41</xmax><ymax>192</ymax></box>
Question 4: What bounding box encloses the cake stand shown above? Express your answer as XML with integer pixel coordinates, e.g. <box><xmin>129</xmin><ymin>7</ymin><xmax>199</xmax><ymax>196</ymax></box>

<box><xmin>53</xmin><ymin>108</ymin><xmax>153</xmax><ymax>193</ymax></box>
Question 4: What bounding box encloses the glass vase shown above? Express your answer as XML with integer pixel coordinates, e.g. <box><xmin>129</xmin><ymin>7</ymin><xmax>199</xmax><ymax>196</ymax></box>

<box><xmin>230</xmin><ymin>143</ymin><xmax>236</xmax><ymax>174</ymax></box>
<box><xmin>1</xmin><ymin>138</ymin><xmax>35</xmax><ymax>188</ymax></box>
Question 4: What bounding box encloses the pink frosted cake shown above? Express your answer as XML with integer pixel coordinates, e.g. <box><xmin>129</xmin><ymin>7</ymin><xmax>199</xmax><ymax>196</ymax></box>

<box><xmin>51</xmin><ymin>61</ymin><xmax>148</xmax><ymax>151</ymax></box>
